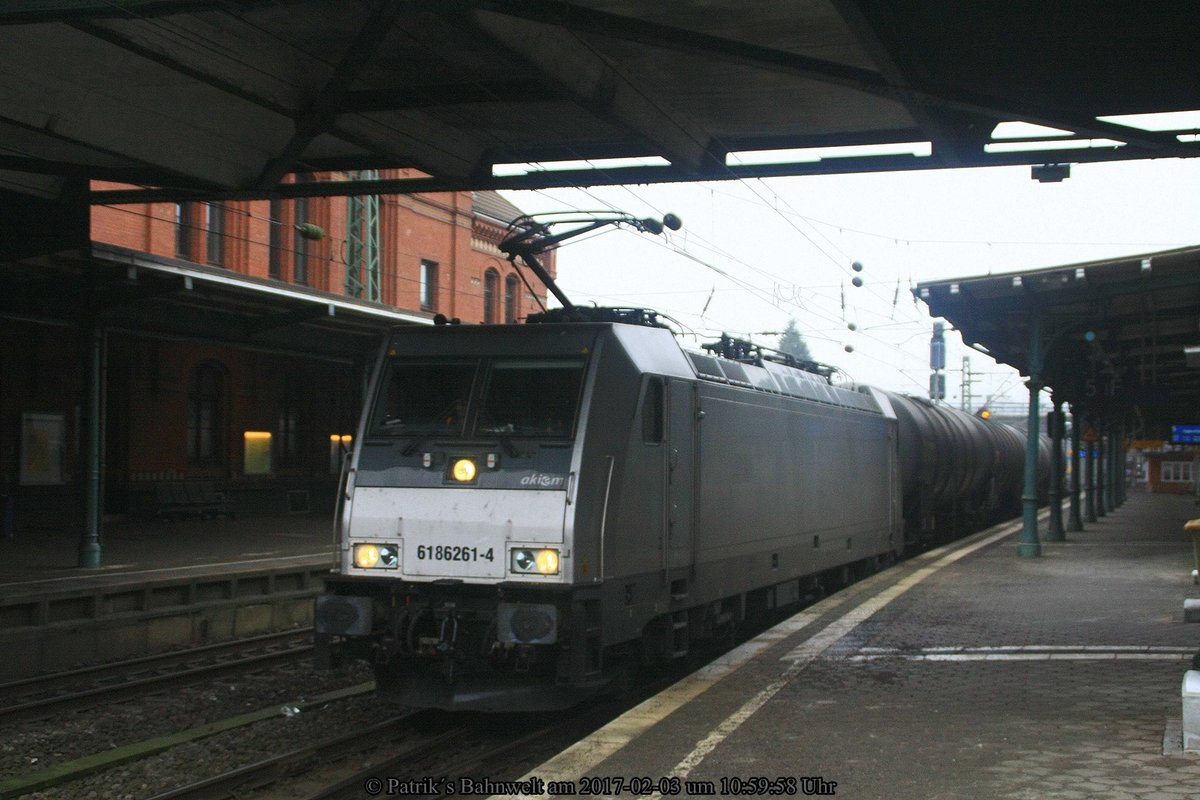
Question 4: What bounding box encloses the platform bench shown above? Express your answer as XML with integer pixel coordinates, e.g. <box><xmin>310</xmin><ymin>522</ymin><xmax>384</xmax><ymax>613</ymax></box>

<box><xmin>154</xmin><ymin>481</ymin><xmax>235</xmax><ymax>520</ymax></box>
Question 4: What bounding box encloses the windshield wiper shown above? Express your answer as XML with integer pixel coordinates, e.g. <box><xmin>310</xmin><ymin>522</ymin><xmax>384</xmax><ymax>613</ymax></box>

<box><xmin>495</xmin><ymin>434</ymin><xmax>522</xmax><ymax>458</ymax></box>
<box><xmin>401</xmin><ymin>434</ymin><xmax>429</xmax><ymax>457</ymax></box>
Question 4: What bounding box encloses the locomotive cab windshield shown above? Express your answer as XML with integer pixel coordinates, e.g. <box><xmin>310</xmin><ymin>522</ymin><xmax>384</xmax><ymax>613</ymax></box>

<box><xmin>370</xmin><ymin>355</ymin><xmax>587</xmax><ymax>442</ymax></box>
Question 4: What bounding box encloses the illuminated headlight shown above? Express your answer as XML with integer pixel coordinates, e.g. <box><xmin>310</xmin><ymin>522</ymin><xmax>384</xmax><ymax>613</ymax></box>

<box><xmin>451</xmin><ymin>458</ymin><xmax>477</xmax><ymax>483</ymax></box>
<box><xmin>353</xmin><ymin>543</ymin><xmax>399</xmax><ymax>569</ymax></box>
<box><xmin>510</xmin><ymin>548</ymin><xmax>560</xmax><ymax>575</ymax></box>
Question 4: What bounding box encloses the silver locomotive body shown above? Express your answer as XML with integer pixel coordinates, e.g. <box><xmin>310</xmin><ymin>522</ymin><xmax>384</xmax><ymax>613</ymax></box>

<box><xmin>315</xmin><ymin>321</ymin><xmax>901</xmax><ymax>710</ymax></box>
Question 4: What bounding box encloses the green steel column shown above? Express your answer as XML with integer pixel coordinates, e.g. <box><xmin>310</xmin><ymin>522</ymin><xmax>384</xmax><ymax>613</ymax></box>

<box><xmin>1068</xmin><ymin>405</ymin><xmax>1084</xmax><ymax>532</ymax></box>
<box><xmin>1084</xmin><ymin>422</ymin><xmax>1098</xmax><ymax>523</ymax></box>
<box><xmin>78</xmin><ymin>323</ymin><xmax>104</xmax><ymax>568</ymax></box>
<box><xmin>344</xmin><ymin>170</ymin><xmax>380</xmax><ymax>302</ymax></box>
<box><xmin>1095</xmin><ymin>426</ymin><xmax>1107</xmax><ymax>517</ymax></box>
<box><xmin>1113</xmin><ymin>431</ymin><xmax>1123</xmax><ymax>506</ymax></box>
<box><xmin>1106</xmin><ymin>431</ymin><xmax>1118</xmax><ymax>512</ymax></box>
<box><xmin>1019</xmin><ymin>317</ymin><xmax>1042</xmax><ymax>558</ymax></box>
<box><xmin>1046</xmin><ymin>396</ymin><xmax>1065</xmax><ymax>542</ymax></box>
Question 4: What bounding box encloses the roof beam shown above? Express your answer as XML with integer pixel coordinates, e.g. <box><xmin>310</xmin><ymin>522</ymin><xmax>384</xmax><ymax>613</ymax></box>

<box><xmin>456</xmin><ymin>0</ymin><xmax>894</xmax><ymax>96</ymax></box>
<box><xmin>458</xmin><ymin>0</ymin><xmax>1187</xmax><ymax>156</ymax></box>
<box><xmin>829</xmin><ymin>0</ymin><xmax>977</xmax><ymax>166</ymax></box>
<box><xmin>0</xmin><ymin>1</ymin><xmax>253</xmax><ymax>25</ymax></box>
<box><xmin>466</xmin><ymin>8</ymin><xmax>717</xmax><ymax>174</ymax></box>
<box><xmin>341</xmin><ymin>80</ymin><xmax>566</xmax><ymax>114</ymax></box>
<box><xmin>70</xmin><ymin>20</ymin><xmax>295</xmax><ymax>118</ymax></box>
<box><xmin>253</xmin><ymin>1</ymin><xmax>403</xmax><ymax>190</ymax></box>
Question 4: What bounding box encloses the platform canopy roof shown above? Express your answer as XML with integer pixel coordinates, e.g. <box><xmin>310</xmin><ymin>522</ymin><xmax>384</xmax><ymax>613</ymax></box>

<box><xmin>2</xmin><ymin>1</ymin><xmax>1200</xmax><ymax>204</ymax></box>
<box><xmin>1</xmin><ymin>242</ymin><xmax>427</xmax><ymax>360</ymax></box>
<box><xmin>916</xmin><ymin>247</ymin><xmax>1200</xmax><ymax>438</ymax></box>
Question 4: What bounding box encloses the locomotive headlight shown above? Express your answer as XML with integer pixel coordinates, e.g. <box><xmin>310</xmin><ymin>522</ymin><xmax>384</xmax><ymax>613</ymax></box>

<box><xmin>536</xmin><ymin>549</ymin><xmax>559</xmax><ymax>574</ymax></box>
<box><xmin>353</xmin><ymin>543</ymin><xmax>398</xmax><ymax>569</ymax></box>
<box><xmin>451</xmin><ymin>458</ymin><xmax>477</xmax><ymax>482</ymax></box>
<box><xmin>510</xmin><ymin>548</ymin><xmax>560</xmax><ymax>575</ymax></box>
<box><xmin>354</xmin><ymin>544</ymin><xmax>380</xmax><ymax>568</ymax></box>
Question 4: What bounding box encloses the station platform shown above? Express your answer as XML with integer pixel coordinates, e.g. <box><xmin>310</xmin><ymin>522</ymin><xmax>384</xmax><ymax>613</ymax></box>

<box><xmin>514</xmin><ymin>491</ymin><xmax>1200</xmax><ymax>800</ymax></box>
<box><xmin>0</xmin><ymin>512</ymin><xmax>333</xmax><ymax>593</ymax></box>
<box><xmin>0</xmin><ymin>513</ymin><xmax>334</xmax><ymax>679</ymax></box>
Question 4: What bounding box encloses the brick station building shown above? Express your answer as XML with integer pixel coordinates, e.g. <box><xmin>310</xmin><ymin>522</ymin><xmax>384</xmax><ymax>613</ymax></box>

<box><xmin>1</xmin><ymin>178</ymin><xmax>552</xmax><ymax>531</ymax></box>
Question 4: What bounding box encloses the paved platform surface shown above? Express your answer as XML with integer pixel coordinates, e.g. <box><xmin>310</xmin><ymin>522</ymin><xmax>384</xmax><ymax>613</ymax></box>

<box><xmin>0</xmin><ymin>512</ymin><xmax>332</xmax><ymax>594</ymax></box>
<box><xmin>514</xmin><ymin>491</ymin><xmax>1200</xmax><ymax>800</ymax></box>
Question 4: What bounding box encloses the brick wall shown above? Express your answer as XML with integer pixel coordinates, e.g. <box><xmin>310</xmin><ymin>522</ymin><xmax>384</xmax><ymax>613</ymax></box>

<box><xmin>90</xmin><ymin>177</ymin><xmax>552</xmax><ymax>323</ymax></box>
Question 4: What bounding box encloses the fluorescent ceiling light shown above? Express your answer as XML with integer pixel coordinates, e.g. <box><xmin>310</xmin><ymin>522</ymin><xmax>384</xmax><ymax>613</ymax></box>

<box><xmin>984</xmin><ymin>138</ymin><xmax>1125</xmax><ymax>153</ymax></box>
<box><xmin>726</xmin><ymin>141</ymin><xmax>932</xmax><ymax>166</ymax></box>
<box><xmin>991</xmin><ymin>121</ymin><xmax>1074</xmax><ymax>139</ymax></box>
<box><xmin>492</xmin><ymin>156</ymin><xmax>670</xmax><ymax>177</ymax></box>
<box><xmin>1096</xmin><ymin>110</ymin><xmax>1200</xmax><ymax>132</ymax></box>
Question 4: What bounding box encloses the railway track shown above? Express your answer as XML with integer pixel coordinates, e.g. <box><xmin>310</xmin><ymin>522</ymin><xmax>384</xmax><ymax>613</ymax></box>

<box><xmin>153</xmin><ymin>699</ymin><xmax>621</xmax><ymax>800</ymax></box>
<box><xmin>305</xmin><ymin>710</ymin><xmax>609</xmax><ymax>800</ymax></box>
<box><xmin>0</xmin><ymin>628</ymin><xmax>315</xmax><ymax>724</ymax></box>
<box><xmin>142</xmin><ymin>710</ymin><xmax>457</xmax><ymax>800</ymax></box>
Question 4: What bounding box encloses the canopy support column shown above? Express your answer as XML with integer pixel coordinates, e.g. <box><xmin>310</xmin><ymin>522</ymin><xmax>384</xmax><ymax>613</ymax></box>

<box><xmin>1019</xmin><ymin>316</ymin><xmax>1043</xmax><ymax>558</ymax></box>
<box><xmin>78</xmin><ymin>322</ymin><xmax>106</xmax><ymax>569</ymax></box>
<box><xmin>1046</xmin><ymin>395</ymin><xmax>1066</xmax><ymax>542</ymax></box>
<box><xmin>1085</xmin><ymin>419</ymin><xmax>1098</xmax><ymax>523</ymax></box>
<box><xmin>1068</xmin><ymin>404</ymin><xmax>1084</xmax><ymax>532</ymax></box>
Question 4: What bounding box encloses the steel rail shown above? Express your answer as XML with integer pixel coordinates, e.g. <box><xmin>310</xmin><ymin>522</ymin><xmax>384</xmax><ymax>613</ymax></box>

<box><xmin>0</xmin><ymin>629</ymin><xmax>315</xmax><ymax>725</ymax></box>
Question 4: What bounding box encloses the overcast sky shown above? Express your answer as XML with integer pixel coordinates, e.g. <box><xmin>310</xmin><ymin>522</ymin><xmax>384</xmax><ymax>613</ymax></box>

<box><xmin>502</xmin><ymin>157</ymin><xmax>1200</xmax><ymax>411</ymax></box>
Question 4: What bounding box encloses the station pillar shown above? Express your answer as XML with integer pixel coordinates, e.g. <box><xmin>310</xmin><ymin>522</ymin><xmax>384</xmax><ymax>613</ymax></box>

<box><xmin>1068</xmin><ymin>404</ymin><xmax>1084</xmax><ymax>532</ymax></box>
<box><xmin>1085</xmin><ymin>422</ymin><xmax>1098</xmax><ymax>523</ymax></box>
<box><xmin>1106</xmin><ymin>431</ymin><xmax>1120</xmax><ymax>512</ymax></box>
<box><xmin>1018</xmin><ymin>317</ymin><xmax>1043</xmax><ymax>558</ymax></box>
<box><xmin>1095</xmin><ymin>426</ymin><xmax>1107</xmax><ymax>518</ymax></box>
<box><xmin>78</xmin><ymin>323</ymin><xmax>106</xmax><ymax>568</ymax></box>
<box><xmin>1046</xmin><ymin>398</ymin><xmax>1066</xmax><ymax>542</ymax></box>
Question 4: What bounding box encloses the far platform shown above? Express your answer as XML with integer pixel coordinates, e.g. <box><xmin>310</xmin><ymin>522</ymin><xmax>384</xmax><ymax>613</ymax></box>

<box><xmin>0</xmin><ymin>512</ymin><xmax>333</xmax><ymax>595</ymax></box>
<box><xmin>513</xmin><ymin>491</ymin><xmax>1200</xmax><ymax>800</ymax></box>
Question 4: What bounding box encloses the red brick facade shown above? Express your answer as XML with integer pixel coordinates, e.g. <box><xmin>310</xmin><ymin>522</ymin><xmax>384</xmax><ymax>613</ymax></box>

<box><xmin>89</xmin><ymin>174</ymin><xmax>552</xmax><ymax>323</ymax></box>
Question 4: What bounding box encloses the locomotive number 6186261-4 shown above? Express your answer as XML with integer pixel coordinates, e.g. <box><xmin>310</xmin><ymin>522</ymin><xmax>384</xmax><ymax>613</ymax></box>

<box><xmin>414</xmin><ymin>544</ymin><xmax>495</xmax><ymax>562</ymax></box>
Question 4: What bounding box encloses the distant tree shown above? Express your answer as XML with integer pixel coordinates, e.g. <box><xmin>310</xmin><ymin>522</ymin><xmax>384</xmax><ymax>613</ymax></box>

<box><xmin>777</xmin><ymin>319</ymin><xmax>813</xmax><ymax>362</ymax></box>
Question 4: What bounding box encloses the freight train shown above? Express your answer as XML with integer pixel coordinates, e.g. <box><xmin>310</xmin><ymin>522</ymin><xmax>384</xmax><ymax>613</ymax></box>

<box><xmin>313</xmin><ymin>212</ymin><xmax>1045</xmax><ymax>711</ymax></box>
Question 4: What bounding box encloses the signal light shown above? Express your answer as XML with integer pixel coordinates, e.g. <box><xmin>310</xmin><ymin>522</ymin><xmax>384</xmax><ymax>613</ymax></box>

<box><xmin>977</xmin><ymin>408</ymin><xmax>992</xmax><ymax>420</ymax></box>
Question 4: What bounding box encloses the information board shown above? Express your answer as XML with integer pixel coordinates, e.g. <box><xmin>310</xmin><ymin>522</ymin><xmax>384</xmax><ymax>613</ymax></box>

<box><xmin>1171</xmin><ymin>425</ymin><xmax>1200</xmax><ymax>444</ymax></box>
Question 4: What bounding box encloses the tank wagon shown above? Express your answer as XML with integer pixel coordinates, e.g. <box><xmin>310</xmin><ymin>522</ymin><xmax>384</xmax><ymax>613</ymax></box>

<box><xmin>313</xmin><ymin>211</ymin><xmax>1041</xmax><ymax>711</ymax></box>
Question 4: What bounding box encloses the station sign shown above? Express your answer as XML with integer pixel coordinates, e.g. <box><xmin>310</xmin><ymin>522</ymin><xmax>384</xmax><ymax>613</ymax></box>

<box><xmin>1171</xmin><ymin>425</ymin><xmax>1200</xmax><ymax>444</ymax></box>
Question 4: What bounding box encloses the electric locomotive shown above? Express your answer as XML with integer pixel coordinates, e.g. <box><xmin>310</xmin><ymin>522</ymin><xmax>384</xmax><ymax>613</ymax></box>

<box><xmin>313</xmin><ymin>211</ymin><xmax>1033</xmax><ymax>711</ymax></box>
